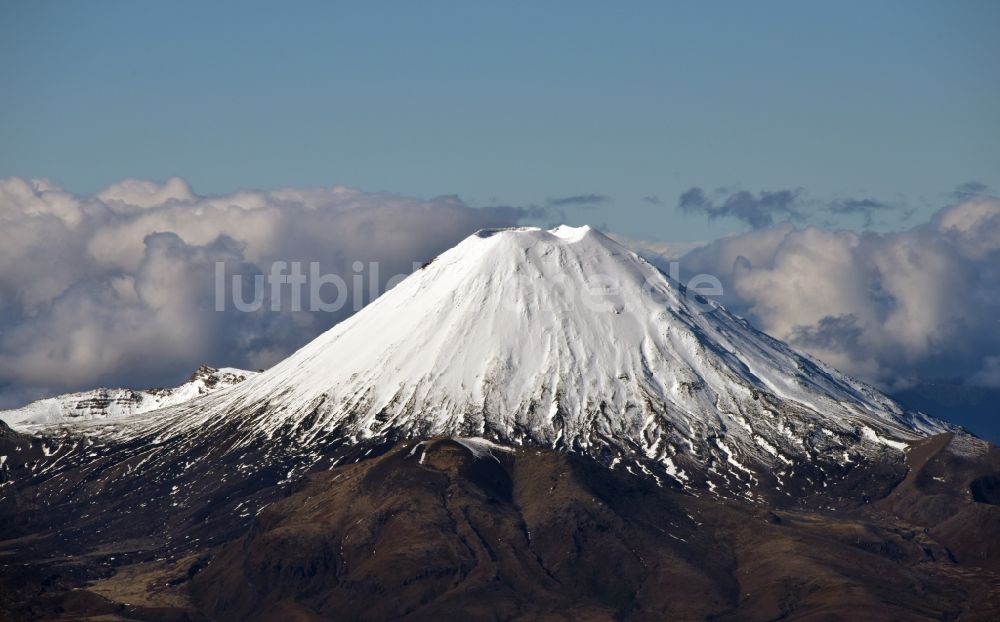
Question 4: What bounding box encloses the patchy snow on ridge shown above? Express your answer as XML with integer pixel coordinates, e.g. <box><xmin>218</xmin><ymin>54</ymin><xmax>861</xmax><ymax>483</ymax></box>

<box><xmin>1</xmin><ymin>366</ymin><xmax>256</xmax><ymax>429</ymax></box>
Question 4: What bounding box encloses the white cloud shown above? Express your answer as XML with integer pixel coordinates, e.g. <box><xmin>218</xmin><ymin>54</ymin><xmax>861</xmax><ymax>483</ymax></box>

<box><xmin>96</xmin><ymin>177</ymin><xmax>196</xmax><ymax>210</ymax></box>
<box><xmin>680</xmin><ymin>196</ymin><xmax>1000</xmax><ymax>390</ymax></box>
<box><xmin>0</xmin><ymin>177</ymin><xmax>525</xmax><ymax>403</ymax></box>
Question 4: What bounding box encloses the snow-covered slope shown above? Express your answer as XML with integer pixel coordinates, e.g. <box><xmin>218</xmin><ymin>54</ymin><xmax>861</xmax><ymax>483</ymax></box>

<box><xmin>0</xmin><ymin>365</ymin><xmax>256</xmax><ymax>429</ymax></box>
<box><xmin>100</xmin><ymin>225</ymin><xmax>951</xmax><ymax>479</ymax></box>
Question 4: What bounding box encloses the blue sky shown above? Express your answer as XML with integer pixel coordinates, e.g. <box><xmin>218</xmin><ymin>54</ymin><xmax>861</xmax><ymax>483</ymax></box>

<box><xmin>2</xmin><ymin>0</ymin><xmax>998</xmax><ymax>241</ymax></box>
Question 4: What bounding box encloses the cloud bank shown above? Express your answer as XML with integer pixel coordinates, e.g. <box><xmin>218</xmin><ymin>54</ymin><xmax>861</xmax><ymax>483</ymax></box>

<box><xmin>546</xmin><ymin>194</ymin><xmax>610</xmax><ymax>208</ymax></box>
<box><xmin>679</xmin><ymin>194</ymin><xmax>1000</xmax><ymax>392</ymax></box>
<box><xmin>0</xmin><ymin>177</ymin><xmax>524</xmax><ymax>406</ymax></box>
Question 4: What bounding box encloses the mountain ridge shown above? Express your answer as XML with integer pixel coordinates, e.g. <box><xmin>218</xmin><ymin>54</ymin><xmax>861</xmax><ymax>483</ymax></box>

<box><xmin>0</xmin><ymin>365</ymin><xmax>255</xmax><ymax>429</ymax></box>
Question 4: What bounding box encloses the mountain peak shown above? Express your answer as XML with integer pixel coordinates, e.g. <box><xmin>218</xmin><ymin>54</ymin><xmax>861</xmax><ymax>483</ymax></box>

<box><xmin>472</xmin><ymin>224</ymin><xmax>599</xmax><ymax>242</ymax></box>
<box><xmin>111</xmin><ymin>225</ymin><xmax>951</xmax><ymax>487</ymax></box>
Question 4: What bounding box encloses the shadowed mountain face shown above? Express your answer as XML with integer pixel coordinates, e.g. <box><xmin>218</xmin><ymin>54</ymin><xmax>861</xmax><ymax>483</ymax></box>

<box><xmin>2</xmin><ymin>430</ymin><xmax>999</xmax><ymax>621</ymax></box>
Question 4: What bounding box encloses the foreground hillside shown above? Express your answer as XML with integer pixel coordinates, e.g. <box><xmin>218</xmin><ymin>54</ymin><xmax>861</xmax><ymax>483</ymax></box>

<box><xmin>2</xmin><ymin>429</ymin><xmax>998</xmax><ymax>621</ymax></box>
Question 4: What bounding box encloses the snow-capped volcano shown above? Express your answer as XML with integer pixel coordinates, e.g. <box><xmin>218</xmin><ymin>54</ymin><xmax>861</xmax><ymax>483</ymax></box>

<box><xmin>103</xmin><ymin>225</ymin><xmax>950</xmax><ymax>477</ymax></box>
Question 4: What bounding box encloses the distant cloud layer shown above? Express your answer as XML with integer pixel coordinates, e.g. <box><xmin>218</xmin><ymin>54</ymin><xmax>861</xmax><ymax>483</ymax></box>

<box><xmin>953</xmin><ymin>181</ymin><xmax>990</xmax><ymax>200</ymax></box>
<box><xmin>677</xmin><ymin>187</ymin><xmax>913</xmax><ymax>229</ymax></box>
<box><xmin>679</xmin><ymin>194</ymin><xmax>1000</xmax><ymax>392</ymax></box>
<box><xmin>0</xmin><ymin>177</ymin><xmax>524</xmax><ymax>406</ymax></box>
<box><xmin>826</xmin><ymin>197</ymin><xmax>905</xmax><ymax>228</ymax></box>
<box><xmin>546</xmin><ymin>193</ymin><xmax>609</xmax><ymax>207</ymax></box>
<box><xmin>678</xmin><ymin>187</ymin><xmax>803</xmax><ymax>229</ymax></box>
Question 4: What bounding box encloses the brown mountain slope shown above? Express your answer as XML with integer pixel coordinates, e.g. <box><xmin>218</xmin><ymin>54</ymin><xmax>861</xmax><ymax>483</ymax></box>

<box><xmin>2</xmin><ymin>431</ymin><xmax>999</xmax><ymax>620</ymax></box>
<box><xmin>189</xmin><ymin>438</ymin><xmax>1000</xmax><ymax>621</ymax></box>
<box><xmin>877</xmin><ymin>433</ymin><xmax>1000</xmax><ymax>573</ymax></box>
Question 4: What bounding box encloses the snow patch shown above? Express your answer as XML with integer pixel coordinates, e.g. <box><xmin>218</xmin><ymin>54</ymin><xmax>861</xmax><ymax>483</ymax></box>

<box><xmin>861</xmin><ymin>426</ymin><xmax>909</xmax><ymax>452</ymax></box>
<box><xmin>453</xmin><ymin>437</ymin><xmax>514</xmax><ymax>462</ymax></box>
<box><xmin>663</xmin><ymin>456</ymin><xmax>689</xmax><ymax>483</ymax></box>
